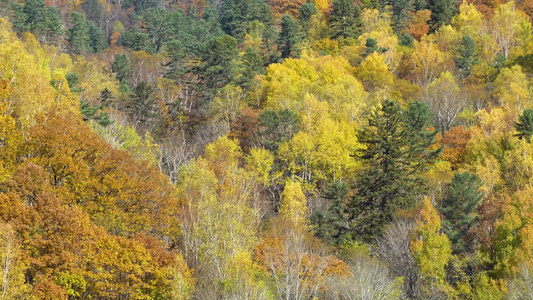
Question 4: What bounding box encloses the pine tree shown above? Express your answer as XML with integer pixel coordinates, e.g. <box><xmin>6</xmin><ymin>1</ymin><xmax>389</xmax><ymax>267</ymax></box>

<box><xmin>197</xmin><ymin>34</ymin><xmax>239</xmax><ymax>92</ymax></box>
<box><xmin>515</xmin><ymin>109</ymin><xmax>533</xmax><ymax>143</ymax></box>
<box><xmin>348</xmin><ymin>100</ymin><xmax>440</xmax><ymax>241</ymax></box>
<box><xmin>440</xmin><ymin>172</ymin><xmax>483</xmax><ymax>254</ymax></box>
<box><xmin>455</xmin><ymin>35</ymin><xmax>479</xmax><ymax>79</ymax></box>
<box><xmin>329</xmin><ymin>0</ymin><xmax>361</xmax><ymax>39</ymax></box>
<box><xmin>279</xmin><ymin>14</ymin><xmax>300</xmax><ymax>59</ymax></box>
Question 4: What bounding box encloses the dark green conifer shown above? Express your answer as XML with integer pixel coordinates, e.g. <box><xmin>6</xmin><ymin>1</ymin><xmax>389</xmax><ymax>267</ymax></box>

<box><xmin>348</xmin><ymin>100</ymin><xmax>440</xmax><ymax>241</ymax></box>
<box><xmin>440</xmin><ymin>172</ymin><xmax>483</xmax><ymax>254</ymax></box>
<box><xmin>279</xmin><ymin>14</ymin><xmax>300</xmax><ymax>59</ymax></box>
<box><xmin>329</xmin><ymin>0</ymin><xmax>361</xmax><ymax>39</ymax></box>
<box><xmin>455</xmin><ymin>35</ymin><xmax>479</xmax><ymax>79</ymax></box>
<box><xmin>515</xmin><ymin>109</ymin><xmax>533</xmax><ymax>143</ymax></box>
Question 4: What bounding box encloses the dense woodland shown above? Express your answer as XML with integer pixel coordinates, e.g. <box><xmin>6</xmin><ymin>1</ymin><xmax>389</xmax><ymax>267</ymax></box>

<box><xmin>4</xmin><ymin>0</ymin><xmax>533</xmax><ymax>298</ymax></box>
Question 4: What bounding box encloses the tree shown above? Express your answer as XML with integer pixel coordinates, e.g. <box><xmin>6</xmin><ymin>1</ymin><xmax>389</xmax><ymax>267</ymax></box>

<box><xmin>86</xmin><ymin>21</ymin><xmax>107</xmax><ymax>52</ymax></box>
<box><xmin>455</xmin><ymin>35</ymin><xmax>479</xmax><ymax>79</ymax></box>
<box><xmin>279</xmin><ymin>14</ymin><xmax>301</xmax><ymax>59</ymax></box>
<box><xmin>196</xmin><ymin>35</ymin><xmax>239</xmax><ymax>92</ymax></box>
<box><xmin>494</xmin><ymin>65</ymin><xmax>531</xmax><ymax>118</ymax></box>
<box><xmin>67</xmin><ymin>12</ymin><xmax>90</xmax><ymax>53</ymax></box>
<box><xmin>0</xmin><ymin>222</ymin><xmax>31</xmax><ymax>299</ymax></box>
<box><xmin>362</xmin><ymin>37</ymin><xmax>388</xmax><ymax>58</ymax></box>
<box><xmin>112</xmin><ymin>53</ymin><xmax>131</xmax><ymax>85</ymax></box>
<box><xmin>311</xmin><ymin>181</ymin><xmax>349</xmax><ymax>245</ymax></box>
<box><xmin>298</xmin><ymin>2</ymin><xmax>317</xmax><ymax>23</ymax></box>
<box><xmin>329</xmin><ymin>0</ymin><xmax>361</xmax><ymax>39</ymax></box>
<box><xmin>128</xmin><ymin>81</ymin><xmax>156</xmax><ymax>127</ymax></box>
<box><xmin>237</xmin><ymin>47</ymin><xmax>265</xmax><ymax>89</ymax></box>
<box><xmin>348</xmin><ymin>100</ymin><xmax>440</xmax><ymax>241</ymax></box>
<box><xmin>515</xmin><ymin>109</ymin><xmax>533</xmax><ymax>143</ymax></box>
<box><xmin>258</xmin><ymin>109</ymin><xmax>299</xmax><ymax>152</ymax></box>
<box><xmin>410</xmin><ymin>197</ymin><xmax>452</xmax><ymax>296</ymax></box>
<box><xmin>440</xmin><ymin>172</ymin><xmax>483</xmax><ymax>254</ymax></box>
<box><xmin>387</xmin><ymin>0</ymin><xmax>414</xmax><ymax>34</ymax></box>
<box><xmin>427</xmin><ymin>0</ymin><xmax>457</xmax><ymax>30</ymax></box>
<box><xmin>424</xmin><ymin>72</ymin><xmax>464</xmax><ymax>136</ymax></box>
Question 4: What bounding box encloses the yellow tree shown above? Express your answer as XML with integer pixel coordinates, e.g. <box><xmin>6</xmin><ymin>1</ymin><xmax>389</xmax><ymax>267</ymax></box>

<box><xmin>254</xmin><ymin>180</ymin><xmax>350</xmax><ymax>299</ymax></box>
<box><xmin>0</xmin><ymin>222</ymin><xmax>32</xmax><ymax>299</ymax></box>
<box><xmin>494</xmin><ymin>65</ymin><xmax>531</xmax><ymax>118</ymax></box>
<box><xmin>425</xmin><ymin>72</ymin><xmax>464</xmax><ymax>136</ymax></box>
<box><xmin>490</xmin><ymin>1</ymin><xmax>531</xmax><ymax>59</ymax></box>
<box><xmin>493</xmin><ymin>189</ymin><xmax>533</xmax><ymax>278</ymax></box>
<box><xmin>410</xmin><ymin>197</ymin><xmax>453</xmax><ymax>294</ymax></box>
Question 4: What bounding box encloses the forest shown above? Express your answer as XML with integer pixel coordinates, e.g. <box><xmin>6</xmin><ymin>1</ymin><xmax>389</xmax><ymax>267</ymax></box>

<box><xmin>2</xmin><ymin>0</ymin><xmax>533</xmax><ymax>298</ymax></box>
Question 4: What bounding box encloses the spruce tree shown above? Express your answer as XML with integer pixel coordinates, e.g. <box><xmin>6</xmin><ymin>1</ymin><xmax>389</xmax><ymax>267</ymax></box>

<box><xmin>258</xmin><ymin>109</ymin><xmax>299</xmax><ymax>152</ymax></box>
<box><xmin>237</xmin><ymin>47</ymin><xmax>265</xmax><ymax>89</ymax></box>
<box><xmin>515</xmin><ymin>109</ymin><xmax>533</xmax><ymax>143</ymax></box>
<box><xmin>112</xmin><ymin>54</ymin><xmax>131</xmax><ymax>84</ymax></box>
<box><xmin>455</xmin><ymin>35</ymin><xmax>479</xmax><ymax>79</ymax></box>
<box><xmin>311</xmin><ymin>181</ymin><xmax>350</xmax><ymax>245</ymax></box>
<box><xmin>278</xmin><ymin>14</ymin><xmax>300</xmax><ymax>59</ymax></box>
<box><xmin>388</xmin><ymin>0</ymin><xmax>413</xmax><ymax>34</ymax></box>
<box><xmin>440</xmin><ymin>172</ymin><xmax>483</xmax><ymax>254</ymax></box>
<box><xmin>329</xmin><ymin>0</ymin><xmax>361</xmax><ymax>39</ymax></box>
<box><xmin>298</xmin><ymin>2</ymin><xmax>317</xmax><ymax>23</ymax></box>
<box><xmin>348</xmin><ymin>100</ymin><xmax>440</xmax><ymax>241</ymax></box>
<box><xmin>428</xmin><ymin>0</ymin><xmax>457</xmax><ymax>30</ymax></box>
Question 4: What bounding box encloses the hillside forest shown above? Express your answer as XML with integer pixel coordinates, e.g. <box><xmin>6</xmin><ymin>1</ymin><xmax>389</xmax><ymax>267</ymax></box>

<box><xmin>4</xmin><ymin>0</ymin><xmax>533</xmax><ymax>298</ymax></box>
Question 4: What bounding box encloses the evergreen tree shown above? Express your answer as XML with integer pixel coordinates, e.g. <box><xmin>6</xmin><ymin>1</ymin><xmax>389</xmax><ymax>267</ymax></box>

<box><xmin>163</xmin><ymin>40</ymin><xmax>188</xmax><ymax>81</ymax></box>
<box><xmin>278</xmin><ymin>14</ymin><xmax>300</xmax><ymax>59</ymax></box>
<box><xmin>112</xmin><ymin>54</ymin><xmax>131</xmax><ymax>84</ymax></box>
<box><xmin>119</xmin><ymin>31</ymin><xmax>151</xmax><ymax>52</ymax></box>
<box><xmin>141</xmin><ymin>8</ymin><xmax>170</xmax><ymax>52</ymax></box>
<box><xmin>66</xmin><ymin>72</ymin><xmax>83</xmax><ymax>93</ymax></box>
<box><xmin>237</xmin><ymin>47</ymin><xmax>265</xmax><ymax>90</ymax></box>
<box><xmin>440</xmin><ymin>172</ymin><xmax>483</xmax><ymax>254</ymax></box>
<box><xmin>298</xmin><ymin>2</ymin><xmax>317</xmax><ymax>23</ymax></box>
<box><xmin>515</xmin><ymin>109</ymin><xmax>533</xmax><ymax>143</ymax></box>
<box><xmin>311</xmin><ymin>181</ymin><xmax>350</xmax><ymax>245</ymax></box>
<box><xmin>87</xmin><ymin>21</ymin><xmax>107</xmax><ymax>52</ymax></box>
<box><xmin>387</xmin><ymin>0</ymin><xmax>413</xmax><ymax>34</ymax></box>
<box><xmin>197</xmin><ymin>34</ymin><xmax>239</xmax><ymax>92</ymax></box>
<box><xmin>428</xmin><ymin>0</ymin><xmax>457</xmax><ymax>30</ymax></box>
<box><xmin>99</xmin><ymin>87</ymin><xmax>114</xmax><ymax>107</ymax></box>
<box><xmin>43</xmin><ymin>7</ymin><xmax>63</xmax><ymax>38</ymax></box>
<box><xmin>363</xmin><ymin>37</ymin><xmax>388</xmax><ymax>57</ymax></box>
<box><xmin>348</xmin><ymin>100</ymin><xmax>440</xmax><ymax>242</ymax></box>
<box><xmin>82</xmin><ymin>0</ymin><xmax>103</xmax><ymax>26</ymax></box>
<box><xmin>219</xmin><ymin>0</ymin><xmax>272</xmax><ymax>38</ymax></box>
<box><xmin>329</xmin><ymin>0</ymin><xmax>361</xmax><ymax>39</ymax></box>
<box><xmin>455</xmin><ymin>35</ymin><xmax>479</xmax><ymax>79</ymax></box>
<box><xmin>67</xmin><ymin>12</ymin><xmax>90</xmax><ymax>53</ymax></box>
<box><xmin>258</xmin><ymin>109</ymin><xmax>300</xmax><ymax>152</ymax></box>
<box><xmin>80</xmin><ymin>100</ymin><xmax>114</xmax><ymax>127</ymax></box>
<box><xmin>128</xmin><ymin>81</ymin><xmax>156</xmax><ymax>126</ymax></box>
<box><xmin>399</xmin><ymin>33</ymin><xmax>414</xmax><ymax>47</ymax></box>
<box><xmin>19</xmin><ymin>0</ymin><xmax>46</xmax><ymax>32</ymax></box>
